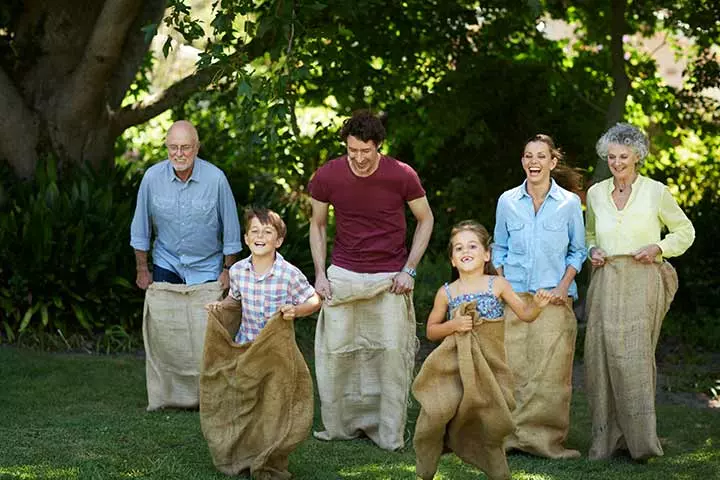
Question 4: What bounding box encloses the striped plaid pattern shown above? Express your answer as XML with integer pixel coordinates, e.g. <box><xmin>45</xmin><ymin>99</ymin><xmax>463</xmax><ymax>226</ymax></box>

<box><xmin>229</xmin><ymin>252</ymin><xmax>315</xmax><ymax>344</ymax></box>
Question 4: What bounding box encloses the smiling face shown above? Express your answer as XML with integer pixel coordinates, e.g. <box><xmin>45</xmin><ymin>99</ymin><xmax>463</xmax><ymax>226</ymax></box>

<box><xmin>522</xmin><ymin>140</ymin><xmax>557</xmax><ymax>186</ymax></box>
<box><xmin>346</xmin><ymin>135</ymin><xmax>381</xmax><ymax>177</ymax></box>
<box><xmin>607</xmin><ymin>143</ymin><xmax>640</xmax><ymax>181</ymax></box>
<box><xmin>450</xmin><ymin>230</ymin><xmax>490</xmax><ymax>273</ymax></box>
<box><xmin>244</xmin><ymin>217</ymin><xmax>284</xmax><ymax>258</ymax></box>
<box><xmin>165</xmin><ymin>122</ymin><xmax>199</xmax><ymax>177</ymax></box>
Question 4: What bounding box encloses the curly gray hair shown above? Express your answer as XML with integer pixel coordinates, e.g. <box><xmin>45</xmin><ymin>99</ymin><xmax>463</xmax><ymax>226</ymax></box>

<box><xmin>595</xmin><ymin>123</ymin><xmax>650</xmax><ymax>166</ymax></box>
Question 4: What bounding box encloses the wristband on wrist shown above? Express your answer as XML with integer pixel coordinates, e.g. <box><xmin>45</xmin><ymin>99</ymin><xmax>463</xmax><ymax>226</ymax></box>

<box><xmin>402</xmin><ymin>266</ymin><xmax>417</xmax><ymax>278</ymax></box>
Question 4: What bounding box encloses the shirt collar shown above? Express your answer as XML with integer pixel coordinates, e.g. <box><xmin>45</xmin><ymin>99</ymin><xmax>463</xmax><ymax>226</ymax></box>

<box><xmin>518</xmin><ymin>178</ymin><xmax>562</xmax><ymax>200</ymax></box>
<box><xmin>166</xmin><ymin>157</ymin><xmax>201</xmax><ymax>183</ymax></box>
<box><xmin>605</xmin><ymin>173</ymin><xmax>642</xmax><ymax>194</ymax></box>
<box><xmin>239</xmin><ymin>252</ymin><xmax>285</xmax><ymax>280</ymax></box>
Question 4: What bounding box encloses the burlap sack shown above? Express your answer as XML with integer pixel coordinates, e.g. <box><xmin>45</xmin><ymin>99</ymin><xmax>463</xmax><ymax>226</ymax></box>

<box><xmin>413</xmin><ymin>302</ymin><xmax>516</xmax><ymax>480</ymax></box>
<box><xmin>584</xmin><ymin>255</ymin><xmax>678</xmax><ymax>460</ymax></box>
<box><xmin>200</xmin><ymin>304</ymin><xmax>313</xmax><ymax>479</ymax></box>
<box><xmin>504</xmin><ymin>295</ymin><xmax>578</xmax><ymax>458</ymax></box>
<box><xmin>143</xmin><ymin>281</ymin><xmax>224</xmax><ymax>411</ymax></box>
<box><xmin>314</xmin><ymin>265</ymin><xmax>417</xmax><ymax>451</ymax></box>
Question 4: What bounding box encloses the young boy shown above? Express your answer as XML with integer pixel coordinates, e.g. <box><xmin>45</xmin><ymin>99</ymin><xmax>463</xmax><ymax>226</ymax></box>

<box><xmin>208</xmin><ymin>207</ymin><xmax>321</xmax><ymax>342</ymax></box>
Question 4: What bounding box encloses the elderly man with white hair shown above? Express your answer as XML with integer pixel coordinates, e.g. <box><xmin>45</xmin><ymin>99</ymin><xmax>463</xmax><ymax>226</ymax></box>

<box><xmin>131</xmin><ymin>120</ymin><xmax>242</xmax><ymax>288</ymax></box>
<box><xmin>130</xmin><ymin>120</ymin><xmax>242</xmax><ymax>411</ymax></box>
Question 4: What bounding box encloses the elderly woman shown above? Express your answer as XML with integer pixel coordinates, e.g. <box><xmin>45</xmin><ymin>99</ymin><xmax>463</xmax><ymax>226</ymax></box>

<box><xmin>493</xmin><ymin>134</ymin><xmax>586</xmax><ymax>459</ymax></box>
<box><xmin>584</xmin><ymin>123</ymin><xmax>695</xmax><ymax>461</ymax></box>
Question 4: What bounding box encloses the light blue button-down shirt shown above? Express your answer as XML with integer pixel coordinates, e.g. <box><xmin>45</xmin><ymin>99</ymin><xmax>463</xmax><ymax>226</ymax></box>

<box><xmin>130</xmin><ymin>158</ymin><xmax>242</xmax><ymax>285</ymax></box>
<box><xmin>492</xmin><ymin>179</ymin><xmax>586</xmax><ymax>299</ymax></box>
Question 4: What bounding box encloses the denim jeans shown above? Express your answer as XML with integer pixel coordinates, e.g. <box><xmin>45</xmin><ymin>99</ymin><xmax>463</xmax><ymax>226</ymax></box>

<box><xmin>152</xmin><ymin>264</ymin><xmax>184</xmax><ymax>284</ymax></box>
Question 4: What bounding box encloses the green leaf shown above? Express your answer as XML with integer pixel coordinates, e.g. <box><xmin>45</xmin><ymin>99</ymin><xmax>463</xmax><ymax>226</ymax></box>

<box><xmin>71</xmin><ymin>304</ymin><xmax>91</xmax><ymax>331</ymax></box>
<box><xmin>113</xmin><ymin>277</ymin><xmax>133</xmax><ymax>289</ymax></box>
<box><xmin>41</xmin><ymin>304</ymin><xmax>49</xmax><ymax>327</ymax></box>
<box><xmin>19</xmin><ymin>306</ymin><xmax>35</xmax><ymax>332</ymax></box>
<box><xmin>237</xmin><ymin>79</ymin><xmax>253</xmax><ymax>101</ymax></box>
<box><xmin>141</xmin><ymin>23</ymin><xmax>158</xmax><ymax>44</ymax></box>
<box><xmin>2</xmin><ymin>321</ymin><xmax>15</xmax><ymax>342</ymax></box>
<box><xmin>162</xmin><ymin>36</ymin><xmax>173</xmax><ymax>58</ymax></box>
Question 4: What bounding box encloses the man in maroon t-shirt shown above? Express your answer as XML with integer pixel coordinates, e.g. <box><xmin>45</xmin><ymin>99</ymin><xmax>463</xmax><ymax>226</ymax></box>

<box><xmin>308</xmin><ymin>110</ymin><xmax>434</xmax><ymax>450</ymax></box>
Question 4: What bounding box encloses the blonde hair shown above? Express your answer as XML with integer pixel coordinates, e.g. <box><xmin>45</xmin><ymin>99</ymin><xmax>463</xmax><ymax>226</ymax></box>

<box><xmin>448</xmin><ymin>220</ymin><xmax>498</xmax><ymax>275</ymax></box>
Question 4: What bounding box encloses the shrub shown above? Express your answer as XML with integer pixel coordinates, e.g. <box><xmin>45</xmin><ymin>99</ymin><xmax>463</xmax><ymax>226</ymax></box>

<box><xmin>0</xmin><ymin>159</ymin><xmax>143</xmax><ymax>341</ymax></box>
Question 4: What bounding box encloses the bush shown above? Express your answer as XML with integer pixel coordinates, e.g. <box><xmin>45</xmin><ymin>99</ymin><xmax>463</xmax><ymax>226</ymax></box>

<box><xmin>0</xmin><ymin>159</ymin><xmax>143</xmax><ymax>342</ymax></box>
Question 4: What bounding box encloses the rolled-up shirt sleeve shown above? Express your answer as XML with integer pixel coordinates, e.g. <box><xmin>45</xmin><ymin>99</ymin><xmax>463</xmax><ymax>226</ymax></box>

<box><xmin>218</xmin><ymin>176</ymin><xmax>242</xmax><ymax>255</ymax></box>
<box><xmin>566</xmin><ymin>196</ymin><xmax>587</xmax><ymax>272</ymax></box>
<box><xmin>130</xmin><ymin>175</ymin><xmax>151</xmax><ymax>251</ymax></box>
<box><xmin>492</xmin><ymin>196</ymin><xmax>510</xmax><ymax>268</ymax></box>
<box><xmin>657</xmin><ymin>186</ymin><xmax>695</xmax><ymax>258</ymax></box>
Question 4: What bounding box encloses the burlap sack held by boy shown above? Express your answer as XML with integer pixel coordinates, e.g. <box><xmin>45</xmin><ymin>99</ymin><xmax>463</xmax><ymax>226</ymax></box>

<box><xmin>413</xmin><ymin>301</ymin><xmax>516</xmax><ymax>480</ymax></box>
<box><xmin>199</xmin><ymin>303</ymin><xmax>313</xmax><ymax>479</ymax></box>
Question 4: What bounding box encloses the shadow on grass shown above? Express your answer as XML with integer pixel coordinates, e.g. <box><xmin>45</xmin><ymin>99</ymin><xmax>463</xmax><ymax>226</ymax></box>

<box><xmin>1</xmin><ymin>345</ymin><xmax>719</xmax><ymax>480</ymax></box>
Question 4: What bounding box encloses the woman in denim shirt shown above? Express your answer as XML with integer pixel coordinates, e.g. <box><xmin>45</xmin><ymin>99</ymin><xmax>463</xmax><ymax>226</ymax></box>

<box><xmin>493</xmin><ymin>134</ymin><xmax>587</xmax><ymax>459</ymax></box>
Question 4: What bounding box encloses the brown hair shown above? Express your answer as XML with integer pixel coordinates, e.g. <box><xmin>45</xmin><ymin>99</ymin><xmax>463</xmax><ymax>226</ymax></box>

<box><xmin>340</xmin><ymin>109</ymin><xmax>387</xmax><ymax>146</ymax></box>
<box><xmin>447</xmin><ymin>220</ymin><xmax>498</xmax><ymax>275</ymax></box>
<box><xmin>243</xmin><ymin>207</ymin><xmax>287</xmax><ymax>239</ymax></box>
<box><xmin>525</xmin><ymin>134</ymin><xmax>584</xmax><ymax>193</ymax></box>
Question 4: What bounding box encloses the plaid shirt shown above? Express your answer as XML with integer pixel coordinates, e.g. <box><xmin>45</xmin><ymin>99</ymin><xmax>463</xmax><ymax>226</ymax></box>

<box><xmin>229</xmin><ymin>252</ymin><xmax>315</xmax><ymax>344</ymax></box>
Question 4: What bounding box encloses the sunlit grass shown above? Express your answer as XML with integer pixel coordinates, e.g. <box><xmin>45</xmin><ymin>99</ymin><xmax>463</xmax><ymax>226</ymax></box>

<box><xmin>0</xmin><ymin>465</ymin><xmax>79</xmax><ymax>479</ymax></box>
<box><xmin>1</xmin><ymin>345</ymin><xmax>718</xmax><ymax>479</ymax></box>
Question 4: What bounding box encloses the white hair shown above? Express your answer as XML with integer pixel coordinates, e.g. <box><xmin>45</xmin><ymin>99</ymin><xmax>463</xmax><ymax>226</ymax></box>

<box><xmin>595</xmin><ymin>123</ymin><xmax>650</xmax><ymax>166</ymax></box>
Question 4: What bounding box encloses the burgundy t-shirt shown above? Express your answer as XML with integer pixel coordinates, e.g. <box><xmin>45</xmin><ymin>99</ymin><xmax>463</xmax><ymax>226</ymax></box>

<box><xmin>308</xmin><ymin>155</ymin><xmax>426</xmax><ymax>273</ymax></box>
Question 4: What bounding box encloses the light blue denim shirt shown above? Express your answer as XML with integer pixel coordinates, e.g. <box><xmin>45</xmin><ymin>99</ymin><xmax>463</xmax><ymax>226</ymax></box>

<box><xmin>130</xmin><ymin>158</ymin><xmax>242</xmax><ymax>285</ymax></box>
<box><xmin>492</xmin><ymin>179</ymin><xmax>586</xmax><ymax>299</ymax></box>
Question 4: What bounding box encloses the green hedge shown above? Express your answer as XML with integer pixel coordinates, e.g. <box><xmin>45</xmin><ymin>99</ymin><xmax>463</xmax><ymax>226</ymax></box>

<box><xmin>0</xmin><ymin>160</ymin><xmax>143</xmax><ymax>342</ymax></box>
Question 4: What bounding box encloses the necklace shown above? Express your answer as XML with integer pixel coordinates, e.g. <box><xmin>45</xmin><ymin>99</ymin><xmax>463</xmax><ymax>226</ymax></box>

<box><xmin>615</xmin><ymin>173</ymin><xmax>637</xmax><ymax>193</ymax></box>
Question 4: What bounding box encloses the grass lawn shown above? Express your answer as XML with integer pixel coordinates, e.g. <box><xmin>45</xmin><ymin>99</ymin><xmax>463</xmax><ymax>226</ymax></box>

<box><xmin>0</xmin><ymin>344</ymin><xmax>718</xmax><ymax>480</ymax></box>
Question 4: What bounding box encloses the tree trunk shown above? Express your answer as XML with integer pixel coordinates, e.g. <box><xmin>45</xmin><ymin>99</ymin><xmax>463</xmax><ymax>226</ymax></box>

<box><xmin>593</xmin><ymin>0</ymin><xmax>630</xmax><ymax>183</ymax></box>
<box><xmin>1</xmin><ymin>0</ymin><xmax>282</xmax><ymax>179</ymax></box>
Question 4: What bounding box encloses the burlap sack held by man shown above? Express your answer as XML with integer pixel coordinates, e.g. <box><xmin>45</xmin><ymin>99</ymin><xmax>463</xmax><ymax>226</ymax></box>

<box><xmin>308</xmin><ymin>110</ymin><xmax>434</xmax><ymax>450</ymax></box>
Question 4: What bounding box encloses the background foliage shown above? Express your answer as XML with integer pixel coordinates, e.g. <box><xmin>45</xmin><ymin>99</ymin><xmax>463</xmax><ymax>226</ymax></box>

<box><xmin>1</xmin><ymin>0</ymin><xmax>718</xmax><ymax>348</ymax></box>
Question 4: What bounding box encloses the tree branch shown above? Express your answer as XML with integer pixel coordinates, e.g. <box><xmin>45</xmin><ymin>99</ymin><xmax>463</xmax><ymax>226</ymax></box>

<box><xmin>63</xmin><ymin>0</ymin><xmax>144</xmax><ymax>120</ymax></box>
<box><xmin>108</xmin><ymin>0</ymin><xmax>168</xmax><ymax>109</ymax></box>
<box><xmin>112</xmin><ymin>65</ymin><xmax>222</xmax><ymax>133</ymax></box>
<box><xmin>113</xmin><ymin>10</ymin><xmax>290</xmax><ymax>133</ymax></box>
<box><xmin>0</xmin><ymin>67</ymin><xmax>39</xmax><ymax>179</ymax></box>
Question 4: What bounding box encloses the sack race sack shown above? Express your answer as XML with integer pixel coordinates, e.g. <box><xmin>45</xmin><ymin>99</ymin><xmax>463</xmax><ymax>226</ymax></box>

<box><xmin>413</xmin><ymin>301</ymin><xmax>515</xmax><ymax>480</ymax></box>
<box><xmin>584</xmin><ymin>255</ymin><xmax>678</xmax><ymax>460</ymax></box>
<box><xmin>143</xmin><ymin>281</ymin><xmax>223</xmax><ymax>411</ymax></box>
<box><xmin>504</xmin><ymin>295</ymin><xmax>578</xmax><ymax>458</ymax></box>
<box><xmin>314</xmin><ymin>265</ymin><xmax>417</xmax><ymax>451</ymax></box>
<box><xmin>200</xmin><ymin>304</ymin><xmax>313</xmax><ymax>479</ymax></box>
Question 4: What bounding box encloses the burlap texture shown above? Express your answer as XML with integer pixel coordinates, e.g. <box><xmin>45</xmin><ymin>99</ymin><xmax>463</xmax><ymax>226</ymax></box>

<box><xmin>314</xmin><ymin>265</ymin><xmax>417</xmax><ymax>451</ymax></box>
<box><xmin>413</xmin><ymin>302</ymin><xmax>515</xmax><ymax>480</ymax></box>
<box><xmin>143</xmin><ymin>281</ymin><xmax>224</xmax><ymax>411</ymax></box>
<box><xmin>200</xmin><ymin>304</ymin><xmax>313</xmax><ymax>479</ymax></box>
<box><xmin>504</xmin><ymin>295</ymin><xmax>578</xmax><ymax>458</ymax></box>
<box><xmin>584</xmin><ymin>255</ymin><xmax>678</xmax><ymax>460</ymax></box>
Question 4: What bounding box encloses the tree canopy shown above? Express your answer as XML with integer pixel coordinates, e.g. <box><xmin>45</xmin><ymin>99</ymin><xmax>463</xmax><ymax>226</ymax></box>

<box><xmin>1</xmin><ymin>0</ymin><xmax>719</xmax><ymax>337</ymax></box>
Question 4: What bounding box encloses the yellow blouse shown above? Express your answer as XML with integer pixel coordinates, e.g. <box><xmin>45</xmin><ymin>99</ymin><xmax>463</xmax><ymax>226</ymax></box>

<box><xmin>586</xmin><ymin>175</ymin><xmax>695</xmax><ymax>259</ymax></box>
